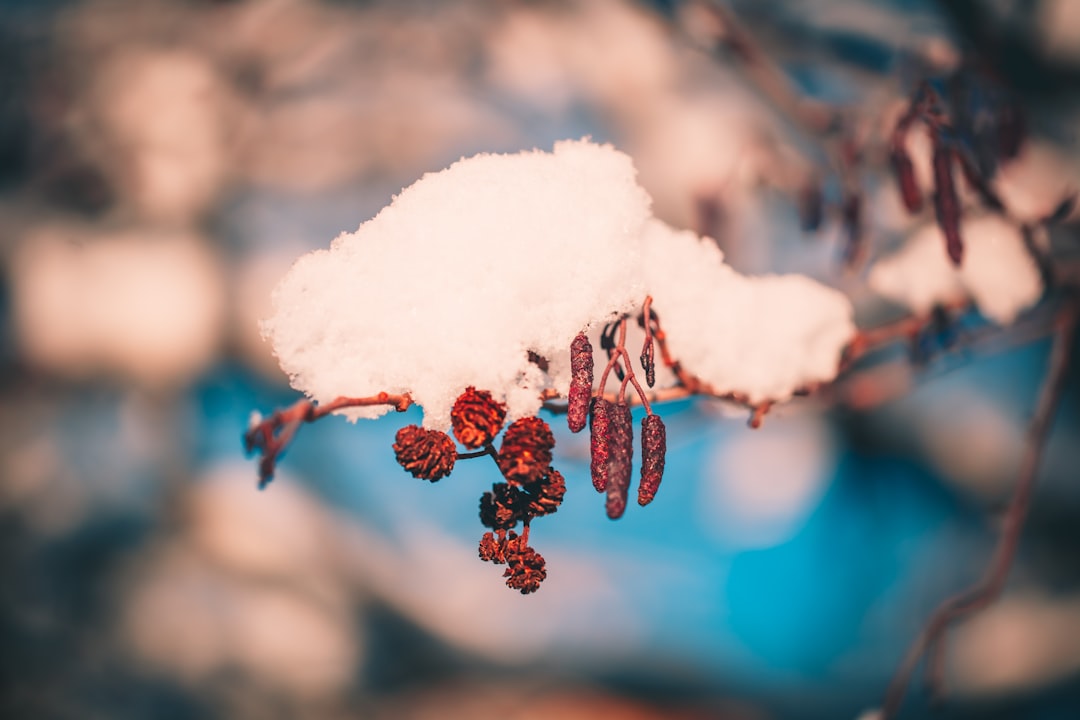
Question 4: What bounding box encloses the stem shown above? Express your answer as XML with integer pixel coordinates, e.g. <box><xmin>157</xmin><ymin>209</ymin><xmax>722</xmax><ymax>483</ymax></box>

<box><xmin>245</xmin><ymin>392</ymin><xmax>412</xmax><ymax>487</ymax></box>
<box><xmin>880</xmin><ymin>298</ymin><xmax>1078</xmax><ymax>719</ymax></box>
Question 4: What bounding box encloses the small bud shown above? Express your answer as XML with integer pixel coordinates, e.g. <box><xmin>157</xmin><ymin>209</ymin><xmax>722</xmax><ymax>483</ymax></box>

<box><xmin>451</xmin><ymin>387</ymin><xmax>506</xmax><ymax>449</ymax></box>
<box><xmin>932</xmin><ymin>142</ymin><xmax>963</xmax><ymax>266</ymax></box>
<box><xmin>392</xmin><ymin>425</ymin><xmax>456</xmax><ymax>481</ymax></box>
<box><xmin>497</xmin><ymin>416</ymin><xmax>554</xmax><ymax>486</ymax></box>
<box><xmin>637</xmin><ymin>414</ymin><xmax>667</xmax><ymax>506</ymax></box>
<box><xmin>640</xmin><ymin>337</ymin><xmax>656</xmax><ymax>389</ymax></box>
<box><xmin>605</xmin><ymin>402</ymin><xmax>633</xmax><ymax>520</ymax></box>
<box><xmin>589</xmin><ymin>398</ymin><xmax>613</xmax><ymax>492</ymax></box>
<box><xmin>568</xmin><ymin>333</ymin><xmax>593</xmax><ymax>433</ymax></box>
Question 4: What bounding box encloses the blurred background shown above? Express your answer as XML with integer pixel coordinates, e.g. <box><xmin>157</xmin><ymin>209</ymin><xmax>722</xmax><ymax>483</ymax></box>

<box><xmin>1</xmin><ymin>0</ymin><xmax>1079</xmax><ymax>718</ymax></box>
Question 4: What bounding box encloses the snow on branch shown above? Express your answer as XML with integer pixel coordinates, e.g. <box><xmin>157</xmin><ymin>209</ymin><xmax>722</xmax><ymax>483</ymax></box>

<box><xmin>264</xmin><ymin>139</ymin><xmax>856</xmax><ymax>431</ymax></box>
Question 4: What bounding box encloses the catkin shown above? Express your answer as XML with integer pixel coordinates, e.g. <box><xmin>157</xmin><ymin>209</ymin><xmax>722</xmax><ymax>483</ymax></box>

<box><xmin>890</xmin><ymin>145</ymin><xmax>923</xmax><ymax>214</ymax></box>
<box><xmin>589</xmin><ymin>398</ymin><xmax>612</xmax><ymax>492</ymax></box>
<box><xmin>568</xmin><ymin>332</ymin><xmax>593</xmax><ymax>433</ymax></box>
<box><xmin>933</xmin><ymin>143</ymin><xmax>963</xmax><ymax>265</ymax></box>
<box><xmin>637</xmin><ymin>414</ymin><xmax>667</xmax><ymax>506</ymax></box>
<box><xmin>605</xmin><ymin>402</ymin><xmax>633</xmax><ymax>519</ymax></box>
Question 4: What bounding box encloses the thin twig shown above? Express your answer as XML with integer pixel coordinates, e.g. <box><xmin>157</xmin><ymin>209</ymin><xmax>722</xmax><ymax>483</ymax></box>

<box><xmin>245</xmin><ymin>392</ymin><xmax>412</xmax><ymax>488</ymax></box>
<box><xmin>880</xmin><ymin>297</ymin><xmax>1078</xmax><ymax>719</ymax></box>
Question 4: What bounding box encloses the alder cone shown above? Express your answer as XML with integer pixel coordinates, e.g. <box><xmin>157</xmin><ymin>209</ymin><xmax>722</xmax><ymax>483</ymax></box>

<box><xmin>503</xmin><ymin>542</ymin><xmax>547</xmax><ymax>594</ymax></box>
<box><xmin>637</xmin><ymin>414</ymin><xmax>667</xmax><ymax>506</ymax></box>
<box><xmin>478</xmin><ymin>530</ymin><xmax>517</xmax><ymax>564</ymax></box>
<box><xmin>605</xmin><ymin>402</ymin><xmax>633</xmax><ymax>520</ymax></box>
<box><xmin>451</xmin><ymin>387</ymin><xmax>506</xmax><ymax>449</ymax></box>
<box><xmin>522</xmin><ymin>467</ymin><xmax>566</xmax><ymax>517</ymax></box>
<box><xmin>392</xmin><ymin>425</ymin><xmax>456</xmax><ymax>481</ymax></box>
<box><xmin>589</xmin><ymin>398</ymin><xmax>612</xmax><ymax>492</ymax></box>
<box><xmin>497</xmin><ymin>416</ymin><xmax>554</xmax><ymax>485</ymax></box>
<box><xmin>479</xmin><ymin>482</ymin><xmax>523</xmax><ymax>530</ymax></box>
<box><xmin>567</xmin><ymin>332</ymin><xmax>593</xmax><ymax>433</ymax></box>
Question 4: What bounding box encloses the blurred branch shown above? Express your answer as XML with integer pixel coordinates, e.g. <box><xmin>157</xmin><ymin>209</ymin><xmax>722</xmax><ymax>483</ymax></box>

<box><xmin>880</xmin><ymin>295</ymin><xmax>1079</xmax><ymax>719</ymax></box>
<box><xmin>692</xmin><ymin>0</ymin><xmax>841</xmax><ymax>136</ymax></box>
<box><xmin>244</xmin><ymin>392</ymin><xmax>412</xmax><ymax>488</ymax></box>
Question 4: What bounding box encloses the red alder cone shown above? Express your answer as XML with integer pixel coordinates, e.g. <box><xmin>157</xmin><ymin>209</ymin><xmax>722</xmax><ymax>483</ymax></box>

<box><xmin>503</xmin><ymin>541</ymin><xmax>547</xmax><ymax>594</ymax></box>
<box><xmin>522</xmin><ymin>467</ymin><xmax>566</xmax><ymax>517</ymax></box>
<box><xmin>589</xmin><ymin>397</ymin><xmax>613</xmax><ymax>492</ymax></box>
<box><xmin>605</xmin><ymin>402</ymin><xmax>633</xmax><ymax>520</ymax></box>
<box><xmin>497</xmin><ymin>416</ymin><xmax>555</xmax><ymax>485</ymax></box>
<box><xmin>479</xmin><ymin>482</ymin><xmax>523</xmax><ymax>530</ymax></box>
<box><xmin>638</xmin><ymin>413</ymin><xmax>667</xmax><ymax>506</ymax></box>
<box><xmin>932</xmin><ymin>142</ymin><xmax>963</xmax><ymax>266</ymax></box>
<box><xmin>451</xmin><ymin>386</ymin><xmax>507</xmax><ymax>448</ymax></box>
<box><xmin>392</xmin><ymin>425</ymin><xmax>456</xmax><ymax>481</ymax></box>
<box><xmin>478</xmin><ymin>530</ymin><xmax>518</xmax><ymax>564</ymax></box>
<box><xmin>568</xmin><ymin>332</ymin><xmax>593</xmax><ymax>433</ymax></box>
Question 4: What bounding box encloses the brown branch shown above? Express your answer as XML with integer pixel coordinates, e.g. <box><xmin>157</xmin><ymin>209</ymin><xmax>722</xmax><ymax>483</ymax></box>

<box><xmin>693</xmin><ymin>0</ymin><xmax>839</xmax><ymax>137</ymax></box>
<box><xmin>880</xmin><ymin>297</ymin><xmax>1079</xmax><ymax>719</ymax></box>
<box><xmin>244</xmin><ymin>392</ymin><xmax>412</xmax><ymax>488</ymax></box>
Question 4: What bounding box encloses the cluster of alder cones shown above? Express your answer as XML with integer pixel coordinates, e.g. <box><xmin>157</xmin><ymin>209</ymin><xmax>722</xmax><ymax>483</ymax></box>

<box><xmin>390</xmin><ymin>326</ymin><xmax>668</xmax><ymax>594</ymax></box>
<box><xmin>392</xmin><ymin>386</ymin><xmax>564</xmax><ymax>594</ymax></box>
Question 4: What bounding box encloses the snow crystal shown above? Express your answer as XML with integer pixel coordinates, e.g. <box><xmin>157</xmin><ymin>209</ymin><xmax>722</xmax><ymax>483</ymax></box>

<box><xmin>868</xmin><ymin>215</ymin><xmax>1043</xmax><ymax>325</ymax></box>
<box><xmin>640</xmin><ymin>220</ymin><xmax>856</xmax><ymax>403</ymax></box>
<box><xmin>266</xmin><ymin>140</ymin><xmax>652</xmax><ymax>428</ymax></box>
<box><xmin>267</xmin><ymin>141</ymin><xmax>857</xmax><ymax>426</ymax></box>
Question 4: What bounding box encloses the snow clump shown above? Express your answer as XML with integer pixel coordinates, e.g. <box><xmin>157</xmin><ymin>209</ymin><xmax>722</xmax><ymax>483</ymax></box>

<box><xmin>868</xmin><ymin>215</ymin><xmax>1042</xmax><ymax>325</ymax></box>
<box><xmin>266</xmin><ymin>140</ymin><xmax>856</xmax><ymax>428</ymax></box>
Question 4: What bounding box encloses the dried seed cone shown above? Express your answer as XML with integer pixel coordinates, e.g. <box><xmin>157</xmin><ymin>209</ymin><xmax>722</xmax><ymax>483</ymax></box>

<box><xmin>637</xmin><ymin>414</ymin><xmax>667</xmax><ymax>506</ymax></box>
<box><xmin>497</xmin><ymin>416</ymin><xmax>554</xmax><ymax>486</ymax></box>
<box><xmin>478</xmin><ymin>530</ymin><xmax>517</xmax><ymax>564</ymax></box>
<box><xmin>568</xmin><ymin>332</ymin><xmax>593</xmax><ymax>433</ymax></box>
<box><xmin>392</xmin><ymin>425</ymin><xmax>456</xmax><ymax>481</ymax></box>
<box><xmin>503</xmin><ymin>542</ymin><xmax>547</xmax><ymax>594</ymax></box>
<box><xmin>523</xmin><ymin>467</ymin><xmax>566</xmax><ymax>517</ymax></box>
<box><xmin>605</xmin><ymin>402</ymin><xmax>633</xmax><ymax>520</ymax></box>
<box><xmin>479</xmin><ymin>483</ymin><xmax>523</xmax><ymax>530</ymax></box>
<box><xmin>451</xmin><ymin>387</ymin><xmax>506</xmax><ymax>449</ymax></box>
<box><xmin>589</xmin><ymin>398</ymin><xmax>612</xmax><ymax>492</ymax></box>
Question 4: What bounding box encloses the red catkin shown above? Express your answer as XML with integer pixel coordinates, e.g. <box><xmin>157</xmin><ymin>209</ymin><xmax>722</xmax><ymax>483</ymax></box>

<box><xmin>932</xmin><ymin>140</ymin><xmax>963</xmax><ymax>266</ymax></box>
<box><xmin>605</xmin><ymin>402</ymin><xmax>633</xmax><ymax>520</ymax></box>
<box><xmin>890</xmin><ymin>143</ymin><xmax>923</xmax><ymax>214</ymax></box>
<box><xmin>568</xmin><ymin>332</ymin><xmax>593</xmax><ymax>433</ymax></box>
<box><xmin>637</xmin><ymin>414</ymin><xmax>667</xmax><ymax>506</ymax></box>
<box><xmin>589</xmin><ymin>398</ymin><xmax>613</xmax><ymax>492</ymax></box>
